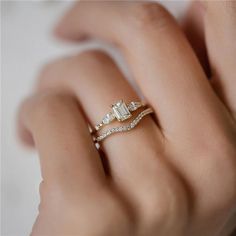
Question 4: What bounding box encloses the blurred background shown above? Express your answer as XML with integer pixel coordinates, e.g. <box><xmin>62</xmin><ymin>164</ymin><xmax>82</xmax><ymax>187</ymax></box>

<box><xmin>1</xmin><ymin>1</ymin><xmax>188</xmax><ymax>235</ymax></box>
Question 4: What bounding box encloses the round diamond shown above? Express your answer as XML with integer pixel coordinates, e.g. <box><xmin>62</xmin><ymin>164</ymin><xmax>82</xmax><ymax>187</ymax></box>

<box><xmin>118</xmin><ymin>127</ymin><xmax>123</xmax><ymax>131</ymax></box>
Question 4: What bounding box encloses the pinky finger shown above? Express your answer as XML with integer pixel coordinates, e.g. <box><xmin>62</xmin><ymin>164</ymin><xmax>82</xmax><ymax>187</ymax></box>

<box><xmin>18</xmin><ymin>91</ymin><xmax>106</xmax><ymax>189</ymax></box>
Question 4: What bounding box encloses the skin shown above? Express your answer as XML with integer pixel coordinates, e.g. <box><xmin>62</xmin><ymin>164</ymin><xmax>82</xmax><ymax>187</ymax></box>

<box><xmin>18</xmin><ymin>2</ymin><xmax>236</xmax><ymax>236</ymax></box>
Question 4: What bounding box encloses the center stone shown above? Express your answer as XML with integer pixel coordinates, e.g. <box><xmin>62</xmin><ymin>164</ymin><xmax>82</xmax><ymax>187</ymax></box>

<box><xmin>112</xmin><ymin>100</ymin><xmax>131</xmax><ymax>121</ymax></box>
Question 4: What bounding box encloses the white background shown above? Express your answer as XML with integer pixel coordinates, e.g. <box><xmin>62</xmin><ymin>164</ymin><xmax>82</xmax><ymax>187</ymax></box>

<box><xmin>1</xmin><ymin>1</ymin><xmax>188</xmax><ymax>235</ymax></box>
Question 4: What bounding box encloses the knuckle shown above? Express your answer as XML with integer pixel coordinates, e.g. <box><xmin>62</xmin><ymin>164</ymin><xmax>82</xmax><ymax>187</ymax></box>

<box><xmin>141</xmin><ymin>194</ymin><xmax>170</xmax><ymax>226</ymax></box>
<box><xmin>69</xmin><ymin>188</ymin><xmax>134</xmax><ymax>235</ymax></box>
<box><xmin>139</xmin><ymin>177</ymin><xmax>188</xmax><ymax>232</ymax></box>
<box><xmin>37</xmin><ymin>181</ymin><xmax>133</xmax><ymax>234</ymax></box>
<box><xmin>25</xmin><ymin>92</ymin><xmax>73</xmax><ymax>126</ymax></box>
<box><xmin>128</xmin><ymin>3</ymin><xmax>173</xmax><ymax>32</ymax></box>
<box><xmin>95</xmin><ymin>194</ymin><xmax>133</xmax><ymax>234</ymax></box>
<box><xmin>32</xmin><ymin>93</ymin><xmax>64</xmax><ymax>115</ymax></box>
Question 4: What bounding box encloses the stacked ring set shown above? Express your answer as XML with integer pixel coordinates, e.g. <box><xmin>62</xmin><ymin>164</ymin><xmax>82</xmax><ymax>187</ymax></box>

<box><xmin>93</xmin><ymin>100</ymin><xmax>153</xmax><ymax>142</ymax></box>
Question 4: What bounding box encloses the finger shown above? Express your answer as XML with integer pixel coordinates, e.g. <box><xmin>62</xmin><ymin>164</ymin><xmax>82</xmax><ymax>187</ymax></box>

<box><xmin>54</xmin><ymin>3</ymin><xmax>236</xmax><ymax>230</ymax></box>
<box><xmin>181</xmin><ymin>1</ymin><xmax>210</xmax><ymax>76</ymax></box>
<box><xmin>55</xmin><ymin>2</ymin><xmax>227</xmax><ymax>143</ymax></box>
<box><xmin>36</xmin><ymin>52</ymin><xmax>188</xmax><ymax>230</ymax></box>
<box><xmin>204</xmin><ymin>1</ymin><xmax>236</xmax><ymax>116</ymax></box>
<box><xmin>19</xmin><ymin>92</ymin><xmax>106</xmax><ymax>191</ymax></box>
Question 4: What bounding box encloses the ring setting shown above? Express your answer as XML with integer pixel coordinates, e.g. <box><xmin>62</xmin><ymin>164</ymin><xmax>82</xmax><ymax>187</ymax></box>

<box><xmin>95</xmin><ymin>100</ymin><xmax>144</xmax><ymax>131</ymax></box>
<box><xmin>94</xmin><ymin>107</ymin><xmax>153</xmax><ymax>142</ymax></box>
<box><xmin>93</xmin><ymin>99</ymin><xmax>153</xmax><ymax>142</ymax></box>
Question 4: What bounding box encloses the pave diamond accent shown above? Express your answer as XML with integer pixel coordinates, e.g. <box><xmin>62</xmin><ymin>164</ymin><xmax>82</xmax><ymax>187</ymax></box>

<box><xmin>112</xmin><ymin>100</ymin><xmax>131</xmax><ymax>121</ymax></box>
<box><xmin>95</xmin><ymin>108</ymin><xmax>153</xmax><ymax>142</ymax></box>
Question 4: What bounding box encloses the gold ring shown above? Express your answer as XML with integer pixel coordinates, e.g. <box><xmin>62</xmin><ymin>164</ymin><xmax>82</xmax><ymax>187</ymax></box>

<box><xmin>94</xmin><ymin>107</ymin><xmax>153</xmax><ymax>142</ymax></box>
<box><xmin>95</xmin><ymin>100</ymin><xmax>145</xmax><ymax>131</ymax></box>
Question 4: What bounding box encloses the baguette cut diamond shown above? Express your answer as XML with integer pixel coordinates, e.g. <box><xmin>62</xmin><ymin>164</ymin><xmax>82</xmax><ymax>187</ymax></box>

<box><xmin>112</xmin><ymin>100</ymin><xmax>131</xmax><ymax>121</ymax></box>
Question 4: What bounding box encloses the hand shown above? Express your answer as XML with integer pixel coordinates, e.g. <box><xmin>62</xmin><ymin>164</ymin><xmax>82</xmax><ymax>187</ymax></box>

<box><xmin>18</xmin><ymin>2</ymin><xmax>236</xmax><ymax>236</ymax></box>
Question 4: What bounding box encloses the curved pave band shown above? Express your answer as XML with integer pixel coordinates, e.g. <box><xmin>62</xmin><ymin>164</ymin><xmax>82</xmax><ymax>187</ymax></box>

<box><xmin>95</xmin><ymin>100</ymin><xmax>145</xmax><ymax>131</ymax></box>
<box><xmin>94</xmin><ymin>108</ymin><xmax>153</xmax><ymax>142</ymax></box>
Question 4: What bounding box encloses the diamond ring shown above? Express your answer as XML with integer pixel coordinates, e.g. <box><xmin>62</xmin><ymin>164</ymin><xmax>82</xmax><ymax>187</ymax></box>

<box><xmin>95</xmin><ymin>100</ymin><xmax>145</xmax><ymax>131</ymax></box>
<box><xmin>94</xmin><ymin>107</ymin><xmax>153</xmax><ymax>142</ymax></box>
